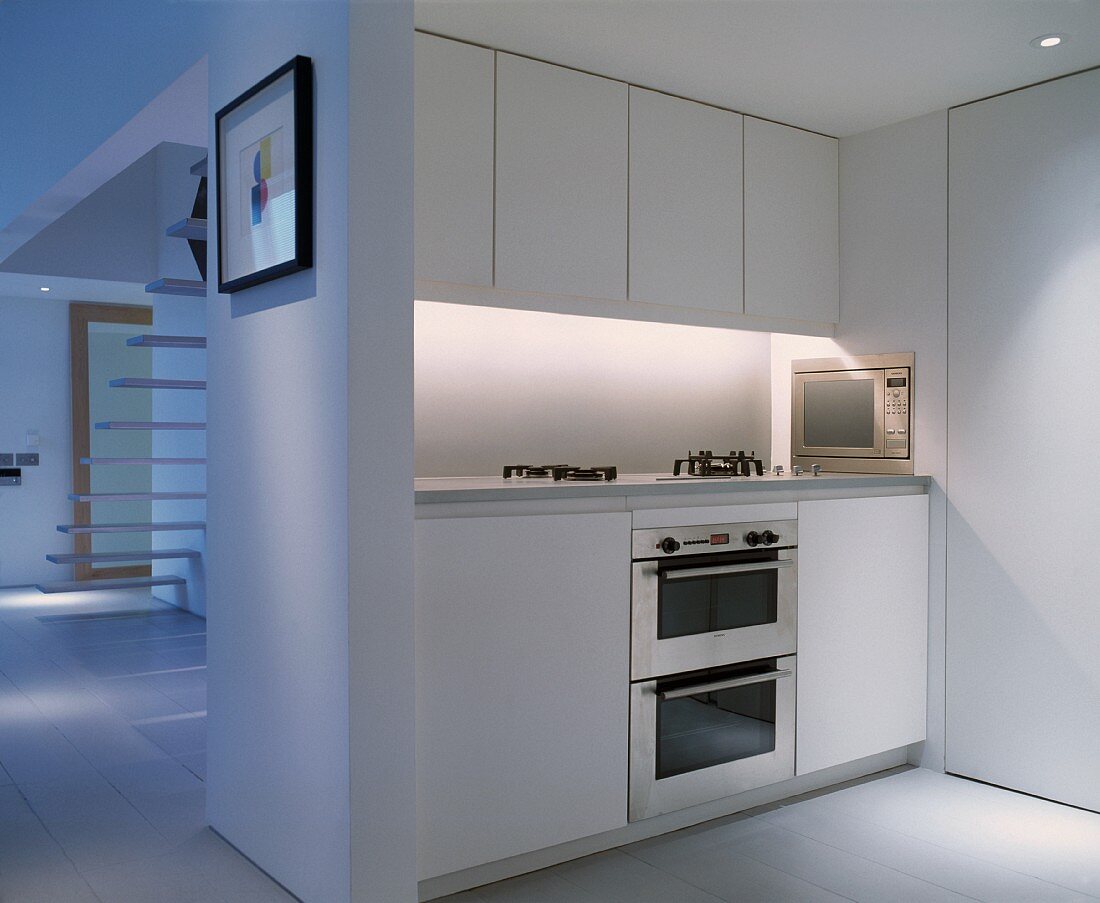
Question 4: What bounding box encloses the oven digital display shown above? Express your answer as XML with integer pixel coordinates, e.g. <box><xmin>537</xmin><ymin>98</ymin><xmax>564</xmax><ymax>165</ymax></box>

<box><xmin>887</xmin><ymin>377</ymin><xmax>907</xmax><ymax>387</ymax></box>
<box><xmin>709</xmin><ymin>533</ymin><xmax>730</xmax><ymax>545</ymax></box>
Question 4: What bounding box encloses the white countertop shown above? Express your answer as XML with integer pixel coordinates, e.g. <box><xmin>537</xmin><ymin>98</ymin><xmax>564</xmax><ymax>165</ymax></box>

<box><xmin>414</xmin><ymin>472</ymin><xmax>931</xmax><ymax>504</ymax></box>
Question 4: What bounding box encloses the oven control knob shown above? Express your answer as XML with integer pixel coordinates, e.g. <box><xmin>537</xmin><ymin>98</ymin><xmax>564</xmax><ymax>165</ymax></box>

<box><xmin>745</xmin><ymin>531</ymin><xmax>762</xmax><ymax>547</ymax></box>
<box><xmin>660</xmin><ymin>537</ymin><xmax>681</xmax><ymax>554</ymax></box>
<box><xmin>761</xmin><ymin>530</ymin><xmax>780</xmax><ymax>546</ymax></box>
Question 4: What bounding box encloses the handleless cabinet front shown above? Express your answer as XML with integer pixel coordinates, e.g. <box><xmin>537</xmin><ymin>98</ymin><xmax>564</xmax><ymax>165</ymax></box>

<box><xmin>796</xmin><ymin>494</ymin><xmax>928</xmax><ymax>775</ymax></box>
<box><xmin>629</xmin><ymin>87</ymin><xmax>744</xmax><ymax>313</ymax></box>
<box><xmin>744</xmin><ymin>117</ymin><xmax>839</xmax><ymax>323</ymax></box>
<box><xmin>415</xmin><ymin>512</ymin><xmax>631</xmax><ymax>880</ymax></box>
<box><xmin>494</xmin><ymin>54</ymin><xmax>628</xmax><ymax>300</ymax></box>
<box><xmin>414</xmin><ymin>33</ymin><xmax>495</xmax><ymax>285</ymax></box>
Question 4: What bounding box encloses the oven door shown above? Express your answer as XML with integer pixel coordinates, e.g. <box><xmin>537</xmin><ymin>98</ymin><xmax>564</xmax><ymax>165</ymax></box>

<box><xmin>631</xmin><ymin>548</ymin><xmax>796</xmax><ymax>681</ymax></box>
<box><xmin>629</xmin><ymin>656</ymin><xmax>796</xmax><ymax>821</ymax></box>
<box><xmin>793</xmin><ymin>368</ymin><xmax>885</xmax><ymax>459</ymax></box>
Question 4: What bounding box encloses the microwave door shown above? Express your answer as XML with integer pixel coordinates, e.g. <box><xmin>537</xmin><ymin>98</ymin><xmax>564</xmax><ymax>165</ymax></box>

<box><xmin>793</xmin><ymin>369</ymin><xmax>885</xmax><ymax>458</ymax></box>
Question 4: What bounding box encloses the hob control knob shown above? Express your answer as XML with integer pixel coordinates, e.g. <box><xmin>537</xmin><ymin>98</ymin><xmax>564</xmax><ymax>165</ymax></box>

<box><xmin>660</xmin><ymin>537</ymin><xmax>681</xmax><ymax>554</ymax></box>
<box><xmin>761</xmin><ymin>530</ymin><xmax>780</xmax><ymax>546</ymax></box>
<box><xmin>745</xmin><ymin>531</ymin><xmax>762</xmax><ymax>547</ymax></box>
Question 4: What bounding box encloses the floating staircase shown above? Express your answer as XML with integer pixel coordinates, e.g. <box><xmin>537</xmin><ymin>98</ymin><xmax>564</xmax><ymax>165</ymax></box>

<box><xmin>68</xmin><ymin>492</ymin><xmax>206</xmax><ymax>503</ymax></box>
<box><xmin>126</xmin><ymin>335</ymin><xmax>206</xmax><ymax>349</ymax></box>
<box><xmin>36</xmin><ymin>575</ymin><xmax>186</xmax><ymax>595</ymax></box>
<box><xmin>146</xmin><ymin>154</ymin><xmax>207</xmax><ymax>297</ymax></box>
<box><xmin>57</xmin><ymin>522</ymin><xmax>206</xmax><ymax>534</ymax></box>
<box><xmin>95</xmin><ymin>421</ymin><xmax>206</xmax><ymax>430</ymax></box>
<box><xmin>81</xmin><ymin>457</ymin><xmax>207</xmax><ymax>465</ymax></box>
<box><xmin>44</xmin><ymin>153</ymin><xmax>208</xmax><ymax>599</ymax></box>
<box><xmin>109</xmin><ymin>378</ymin><xmax>206</xmax><ymax>390</ymax></box>
<box><xmin>144</xmin><ymin>278</ymin><xmax>206</xmax><ymax>297</ymax></box>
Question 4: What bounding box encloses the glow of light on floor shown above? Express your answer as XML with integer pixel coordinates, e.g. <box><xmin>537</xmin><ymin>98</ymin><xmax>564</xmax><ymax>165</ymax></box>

<box><xmin>131</xmin><ymin>710</ymin><xmax>206</xmax><ymax>726</ymax></box>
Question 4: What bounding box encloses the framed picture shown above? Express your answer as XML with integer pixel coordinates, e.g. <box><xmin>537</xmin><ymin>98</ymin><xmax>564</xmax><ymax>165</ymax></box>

<box><xmin>215</xmin><ymin>55</ymin><xmax>313</xmax><ymax>293</ymax></box>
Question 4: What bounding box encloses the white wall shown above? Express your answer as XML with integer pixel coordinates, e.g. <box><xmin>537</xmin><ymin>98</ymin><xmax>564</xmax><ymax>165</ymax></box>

<box><xmin>946</xmin><ymin>68</ymin><xmax>1100</xmax><ymax>811</ymax></box>
<box><xmin>771</xmin><ymin>109</ymin><xmax>948</xmax><ymax>770</ymax></box>
<box><xmin>0</xmin><ymin>297</ymin><xmax>70</xmax><ymax>586</ymax></box>
<box><xmin>415</xmin><ymin>300</ymin><xmax>773</xmax><ymax>476</ymax></box>
<box><xmin>348</xmin><ymin>3</ymin><xmax>416</xmax><ymax>899</ymax></box>
<box><xmin>203</xmin><ymin>6</ymin><xmax>353</xmax><ymax>901</ymax></box>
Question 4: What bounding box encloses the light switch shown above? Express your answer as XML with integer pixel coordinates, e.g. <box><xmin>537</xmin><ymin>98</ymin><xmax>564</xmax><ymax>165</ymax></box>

<box><xmin>25</xmin><ymin>430</ymin><xmax>40</xmax><ymax>448</ymax></box>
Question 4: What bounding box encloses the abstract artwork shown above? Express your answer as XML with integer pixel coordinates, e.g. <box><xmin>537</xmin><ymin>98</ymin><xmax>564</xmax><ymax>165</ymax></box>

<box><xmin>216</xmin><ymin>56</ymin><xmax>313</xmax><ymax>293</ymax></box>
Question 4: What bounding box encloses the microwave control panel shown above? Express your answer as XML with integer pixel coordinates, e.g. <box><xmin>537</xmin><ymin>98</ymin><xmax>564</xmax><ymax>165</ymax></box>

<box><xmin>884</xmin><ymin>368</ymin><xmax>910</xmax><ymax>457</ymax></box>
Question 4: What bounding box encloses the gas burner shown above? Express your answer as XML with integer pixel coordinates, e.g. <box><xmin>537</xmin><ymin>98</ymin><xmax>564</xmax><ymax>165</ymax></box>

<box><xmin>502</xmin><ymin>464</ymin><xmax>573</xmax><ymax>479</ymax></box>
<box><xmin>672</xmin><ymin>450</ymin><xmax>764</xmax><ymax>478</ymax></box>
<box><xmin>552</xmin><ymin>466</ymin><xmax>617</xmax><ymax>482</ymax></box>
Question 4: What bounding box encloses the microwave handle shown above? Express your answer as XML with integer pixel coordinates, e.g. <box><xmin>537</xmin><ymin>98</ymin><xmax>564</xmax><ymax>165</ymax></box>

<box><xmin>663</xmin><ymin>559</ymin><xmax>793</xmax><ymax>582</ymax></box>
<box><xmin>659</xmin><ymin>668</ymin><xmax>793</xmax><ymax>701</ymax></box>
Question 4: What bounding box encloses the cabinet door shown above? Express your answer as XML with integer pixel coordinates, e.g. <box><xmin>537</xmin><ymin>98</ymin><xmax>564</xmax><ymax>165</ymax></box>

<box><xmin>744</xmin><ymin>117</ymin><xmax>838</xmax><ymax>323</ymax></box>
<box><xmin>495</xmin><ymin>54</ymin><xmax>628</xmax><ymax>299</ymax></box>
<box><xmin>414</xmin><ymin>33</ymin><xmax>494</xmax><ymax>285</ymax></box>
<box><xmin>796</xmin><ymin>495</ymin><xmax>927</xmax><ymax>775</ymax></box>
<box><xmin>629</xmin><ymin>87</ymin><xmax>743</xmax><ymax>313</ymax></box>
<box><xmin>415</xmin><ymin>512</ymin><xmax>631</xmax><ymax>880</ymax></box>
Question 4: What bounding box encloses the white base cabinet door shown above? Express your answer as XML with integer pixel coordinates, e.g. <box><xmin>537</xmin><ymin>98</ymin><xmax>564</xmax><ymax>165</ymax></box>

<box><xmin>796</xmin><ymin>495</ymin><xmax>927</xmax><ymax>775</ymax></box>
<box><xmin>415</xmin><ymin>513</ymin><xmax>631</xmax><ymax>880</ymax></box>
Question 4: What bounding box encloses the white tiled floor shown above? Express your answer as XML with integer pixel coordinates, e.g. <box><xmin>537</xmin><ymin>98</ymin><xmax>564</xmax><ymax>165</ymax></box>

<box><xmin>437</xmin><ymin>768</ymin><xmax>1100</xmax><ymax>903</ymax></box>
<box><xmin>7</xmin><ymin>585</ymin><xmax>1100</xmax><ymax>903</ymax></box>
<box><xmin>0</xmin><ymin>586</ymin><xmax>292</xmax><ymax>902</ymax></box>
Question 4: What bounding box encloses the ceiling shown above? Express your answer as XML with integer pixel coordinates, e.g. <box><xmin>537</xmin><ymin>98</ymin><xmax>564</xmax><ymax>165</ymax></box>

<box><xmin>415</xmin><ymin>0</ymin><xmax>1100</xmax><ymax>136</ymax></box>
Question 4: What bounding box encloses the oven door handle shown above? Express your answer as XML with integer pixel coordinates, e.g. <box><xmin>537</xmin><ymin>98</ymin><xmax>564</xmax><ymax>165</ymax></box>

<box><xmin>658</xmin><ymin>668</ymin><xmax>793</xmax><ymax>701</ymax></box>
<box><xmin>663</xmin><ymin>559</ymin><xmax>793</xmax><ymax>581</ymax></box>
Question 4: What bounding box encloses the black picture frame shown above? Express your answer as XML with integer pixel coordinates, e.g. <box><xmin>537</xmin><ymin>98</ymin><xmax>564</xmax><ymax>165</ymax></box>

<box><xmin>215</xmin><ymin>55</ymin><xmax>313</xmax><ymax>294</ymax></box>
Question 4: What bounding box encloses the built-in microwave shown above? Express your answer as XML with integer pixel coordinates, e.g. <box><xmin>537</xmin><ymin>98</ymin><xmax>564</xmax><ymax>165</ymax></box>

<box><xmin>791</xmin><ymin>352</ymin><xmax>914</xmax><ymax>475</ymax></box>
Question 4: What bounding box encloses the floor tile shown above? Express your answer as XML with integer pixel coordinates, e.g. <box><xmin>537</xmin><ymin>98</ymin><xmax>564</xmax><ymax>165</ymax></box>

<box><xmin>551</xmin><ymin>849</ymin><xmax>726</xmax><ymax>903</ymax></box>
<box><xmin>176</xmin><ymin>751</ymin><xmax>208</xmax><ymax>781</ymax></box>
<box><xmin>82</xmin><ymin>853</ymin><xmax>226</xmax><ymax>903</ymax></box>
<box><xmin>170</xmin><ymin>829</ymin><xmax>297</xmax><ymax>902</ymax></box>
<box><xmin>19</xmin><ymin>772</ymin><xmax>172</xmax><ymax>870</ymax></box>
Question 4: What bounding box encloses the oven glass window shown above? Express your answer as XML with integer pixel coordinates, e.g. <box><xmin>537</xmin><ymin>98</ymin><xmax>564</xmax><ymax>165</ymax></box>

<box><xmin>656</xmin><ymin>678</ymin><xmax>777</xmax><ymax>779</ymax></box>
<box><xmin>658</xmin><ymin>564</ymin><xmax>777</xmax><ymax>639</ymax></box>
<box><xmin>804</xmin><ymin>378</ymin><xmax>875</xmax><ymax>448</ymax></box>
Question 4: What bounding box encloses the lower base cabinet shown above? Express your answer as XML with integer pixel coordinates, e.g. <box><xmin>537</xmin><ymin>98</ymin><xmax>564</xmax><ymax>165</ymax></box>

<box><xmin>415</xmin><ymin>512</ymin><xmax>631</xmax><ymax>880</ymax></box>
<box><xmin>795</xmin><ymin>495</ymin><xmax>929</xmax><ymax>774</ymax></box>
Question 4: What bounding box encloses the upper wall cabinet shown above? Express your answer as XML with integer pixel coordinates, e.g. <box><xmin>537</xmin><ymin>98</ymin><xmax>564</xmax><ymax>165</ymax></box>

<box><xmin>414</xmin><ymin>33</ymin><xmax>494</xmax><ymax>286</ymax></box>
<box><xmin>495</xmin><ymin>54</ymin><xmax>628</xmax><ymax>300</ymax></box>
<box><xmin>629</xmin><ymin>88</ymin><xmax>744</xmax><ymax>314</ymax></box>
<box><xmin>744</xmin><ymin>117</ymin><xmax>839</xmax><ymax>323</ymax></box>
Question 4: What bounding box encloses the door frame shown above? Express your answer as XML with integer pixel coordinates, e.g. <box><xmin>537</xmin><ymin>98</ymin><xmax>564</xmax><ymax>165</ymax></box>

<box><xmin>70</xmin><ymin>302</ymin><xmax>154</xmax><ymax>581</ymax></box>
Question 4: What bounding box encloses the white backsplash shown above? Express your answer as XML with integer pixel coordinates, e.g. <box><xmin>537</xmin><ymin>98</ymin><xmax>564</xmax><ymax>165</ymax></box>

<box><xmin>415</xmin><ymin>300</ymin><xmax>772</xmax><ymax>476</ymax></box>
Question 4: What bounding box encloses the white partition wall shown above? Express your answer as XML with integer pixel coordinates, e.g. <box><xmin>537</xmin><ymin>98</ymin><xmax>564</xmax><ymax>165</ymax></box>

<box><xmin>947</xmin><ymin>68</ymin><xmax>1100</xmax><ymax>812</ymax></box>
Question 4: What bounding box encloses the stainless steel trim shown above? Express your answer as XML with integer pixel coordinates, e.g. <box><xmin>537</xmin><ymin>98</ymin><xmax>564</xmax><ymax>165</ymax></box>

<box><xmin>629</xmin><ymin>654</ymin><xmax>796</xmax><ymax>822</ymax></box>
<box><xmin>664</xmin><ymin>559</ymin><xmax>793</xmax><ymax>582</ymax></box>
<box><xmin>792</xmin><ymin>368</ymin><xmax>886</xmax><ymax>458</ymax></box>
<box><xmin>657</xmin><ymin>668</ymin><xmax>792</xmax><ymax>700</ymax></box>
<box><xmin>791</xmin><ymin>352</ymin><xmax>915</xmax><ymax>476</ymax></box>
<box><xmin>632</xmin><ymin>520</ymin><xmax>797</xmax><ymax>560</ymax></box>
<box><xmin>630</xmin><ymin>547</ymin><xmax>797</xmax><ymax>681</ymax></box>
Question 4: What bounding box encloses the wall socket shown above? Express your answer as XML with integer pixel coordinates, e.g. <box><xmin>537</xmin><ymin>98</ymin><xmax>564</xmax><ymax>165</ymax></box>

<box><xmin>0</xmin><ymin>453</ymin><xmax>12</xmax><ymax>467</ymax></box>
<box><xmin>15</xmin><ymin>453</ymin><xmax>38</xmax><ymax>467</ymax></box>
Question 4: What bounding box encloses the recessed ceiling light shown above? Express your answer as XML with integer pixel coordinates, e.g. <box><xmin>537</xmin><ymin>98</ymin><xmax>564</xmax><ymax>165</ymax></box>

<box><xmin>1030</xmin><ymin>34</ymin><xmax>1068</xmax><ymax>48</ymax></box>
<box><xmin>39</xmin><ymin>286</ymin><xmax>50</xmax><ymax>292</ymax></box>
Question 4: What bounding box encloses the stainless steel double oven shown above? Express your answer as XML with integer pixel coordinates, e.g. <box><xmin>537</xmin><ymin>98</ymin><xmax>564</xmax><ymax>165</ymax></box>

<box><xmin>629</xmin><ymin>519</ymin><xmax>797</xmax><ymax>821</ymax></box>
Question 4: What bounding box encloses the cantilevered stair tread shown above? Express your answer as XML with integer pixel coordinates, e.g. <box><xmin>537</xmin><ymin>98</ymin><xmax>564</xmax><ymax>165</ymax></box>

<box><xmin>68</xmin><ymin>491</ymin><xmax>206</xmax><ymax>502</ymax></box>
<box><xmin>36</xmin><ymin>575</ymin><xmax>185</xmax><ymax>594</ymax></box>
<box><xmin>57</xmin><ymin>522</ymin><xmax>206</xmax><ymax>534</ymax></box>
<box><xmin>126</xmin><ymin>335</ymin><xmax>207</xmax><ymax>349</ymax></box>
<box><xmin>81</xmin><ymin>457</ymin><xmax>207</xmax><ymax>465</ymax></box>
<box><xmin>109</xmin><ymin>378</ymin><xmax>207</xmax><ymax>390</ymax></box>
<box><xmin>165</xmin><ymin>217</ymin><xmax>207</xmax><ymax>241</ymax></box>
<box><xmin>145</xmin><ymin>278</ymin><xmax>206</xmax><ymax>297</ymax></box>
<box><xmin>190</xmin><ymin>157</ymin><xmax>207</xmax><ymax>177</ymax></box>
<box><xmin>47</xmin><ymin>548</ymin><xmax>199</xmax><ymax>565</ymax></box>
<box><xmin>95</xmin><ymin>421</ymin><xmax>206</xmax><ymax>430</ymax></box>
